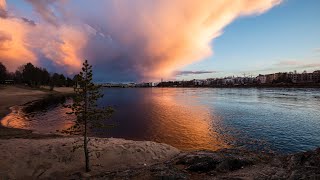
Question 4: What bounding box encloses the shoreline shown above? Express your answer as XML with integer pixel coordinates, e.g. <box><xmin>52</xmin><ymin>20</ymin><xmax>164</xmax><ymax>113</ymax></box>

<box><xmin>0</xmin><ymin>137</ymin><xmax>318</xmax><ymax>179</ymax></box>
<box><xmin>0</xmin><ymin>85</ymin><xmax>74</xmax><ymax>139</ymax></box>
<box><xmin>103</xmin><ymin>84</ymin><xmax>320</xmax><ymax>89</ymax></box>
<box><xmin>0</xmin><ymin>85</ymin><xmax>319</xmax><ymax>179</ymax></box>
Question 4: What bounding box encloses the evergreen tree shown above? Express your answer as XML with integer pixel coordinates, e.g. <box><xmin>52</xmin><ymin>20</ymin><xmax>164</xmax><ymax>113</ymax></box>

<box><xmin>64</xmin><ymin>60</ymin><xmax>114</xmax><ymax>172</ymax></box>
<box><xmin>22</xmin><ymin>63</ymin><xmax>35</xmax><ymax>85</ymax></box>
<box><xmin>51</xmin><ymin>73</ymin><xmax>61</xmax><ymax>87</ymax></box>
<box><xmin>59</xmin><ymin>74</ymin><xmax>66</xmax><ymax>86</ymax></box>
<box><xmin>14</xmin><ymin>66</ymin><xmax>24</xmax><ymax>84</ymax></box>
<box><xmin>0</xmin><ymin>62</ymin><xmax>7</xmax><ymax>82</ymax></box>
<box><xmin>66</xmin><ymin>77</ymin><xmax>74</xmax><ymax>87</ymax></box>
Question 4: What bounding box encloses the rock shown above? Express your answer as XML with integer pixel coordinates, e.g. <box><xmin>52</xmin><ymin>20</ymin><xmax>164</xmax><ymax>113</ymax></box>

<box><xmin>150</xmin><ymin>165</ymin><xmax>188</xmax><ymax>179</ymax></box>
<box><xmin>216</xmin><ymin>158</ymin><xmax>253</xmax><ymax>172</ymax></box>
<box><xmin>176</xmin><ymin>154</ymin><xmax>219</xmax><ymax>172</ymax></box>
<box><xmin>309</xmin><ymin>174</ymin><xmax>320</xmax><ymax>180</ymax></box>
<box><xmin>186</xmin><ymin>158</ymin><xmax>218</xmax><ymax>172</ymax></box>
<box><xmin>288</xmin><ymin>170</ymin><xmax>302</xmax><ymax>180</ymax></box>
<box><xmin>69</xmin><ymin>172</ymin><xmax>92</xmax><ymax>179</ymax></box>
<box><xmin>289</xmin><ymin>154</ymin><xmax>304</xmax><ymax>167</ymax></box>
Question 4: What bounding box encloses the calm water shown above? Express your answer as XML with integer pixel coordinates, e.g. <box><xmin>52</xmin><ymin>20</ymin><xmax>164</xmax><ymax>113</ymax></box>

<box><xmin>2</xmin><ymin>88</ymin><xmax>320</xmax><ymax>153</ymax></box>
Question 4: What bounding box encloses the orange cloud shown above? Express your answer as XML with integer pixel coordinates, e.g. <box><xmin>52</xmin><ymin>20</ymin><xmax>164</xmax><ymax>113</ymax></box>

<box><xmin>0</xmin><ymin>0</ymin><xmax>36</xmax><ymax>71</ymax></box>
<box><xmin>0</xmin><ymin>18</ymin><xmax>36</xmax><ymax>70</ymax></box>
<box><xmin>31</xmin><ymin>24</ymin><xmax>87</xmax><ymax>73</ymax></box>
<box><xmin>0</xmin><ymin>0</ymin><xmax>87</xmax><ymax>72</ymax></box>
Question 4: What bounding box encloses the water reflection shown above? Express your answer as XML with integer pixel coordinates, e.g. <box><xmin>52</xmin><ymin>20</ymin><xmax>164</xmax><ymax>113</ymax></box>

<box><xmin>143</xmin><ymin>88</ymin><xmax>230</xmax><ymax>151</ymax></box>
<box><xmin>1</xmin><ymin>102</ymin><xmax>75</xmax><ymax>134</ymax></box>
<box><xmin>1</xmin><ymin>88</ymin><xmax>320</xmax><ymax>153</ymax></box>
<box><xmin>1</xmin><ymin>106</ymin><xmax>30</xmax><ymax>129</ymax></box>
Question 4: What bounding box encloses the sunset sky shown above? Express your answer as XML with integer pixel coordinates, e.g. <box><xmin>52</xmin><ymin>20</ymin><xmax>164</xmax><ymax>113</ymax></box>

<box><xmin>1</xmin><ymin>0</ymin><xmax>319</xmax><ymax>82</ymax></box>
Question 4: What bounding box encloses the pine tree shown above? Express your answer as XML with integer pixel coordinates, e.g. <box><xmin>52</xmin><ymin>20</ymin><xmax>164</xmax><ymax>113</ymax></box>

<box><xmin>0</xmin><ymin>62</ymin><xmax>7</xmax><ymax>82</ymax></box>
<box><xmin>64</xmin><ymin>60</ymin><xmax>114</xmax><ymax>172</ymax></box>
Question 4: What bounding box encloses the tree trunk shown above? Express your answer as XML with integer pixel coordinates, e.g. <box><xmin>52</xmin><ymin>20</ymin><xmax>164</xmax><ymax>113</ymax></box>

<box><xmin>84</xmin><ymin>126</ymin><xmax>90</xmax><ymax>172</ymax></box>
<box><xmin>84</xmin><ymin>67</ymin><xmax>90</xmax><ymax>172</ymax></box>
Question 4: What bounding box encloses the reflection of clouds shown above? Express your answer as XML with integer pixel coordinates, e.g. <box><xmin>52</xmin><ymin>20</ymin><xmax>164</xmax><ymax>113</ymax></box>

<box><xmin>1</xmin><ymin>103</ymin><xmax>75</xmax><ymax>134</ymax></box>
<box><xmin>145</xmin><ymin>88</ymin><xmax>230</xmax><ymax>151</ymax></box>
<box><xmin>1</xmin><ymin>89</ymin><xmax>231</xmax><ymax>151</ymax></box>
<box><xmin>1</xmin><ymin>106</ymin><xmax>30</xmax><ymax>129</ymax></box>
<box><xmin>50</xmin><ymin>103</ymin><xmax>75</xmax><ymax>132</ymax></box>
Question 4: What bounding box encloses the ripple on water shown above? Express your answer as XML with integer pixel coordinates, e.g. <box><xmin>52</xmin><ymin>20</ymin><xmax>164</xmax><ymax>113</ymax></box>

<box><xmin>1</xmin><ymin>88</ymin><xmax>320</xmax><ymax>153</ymax></box>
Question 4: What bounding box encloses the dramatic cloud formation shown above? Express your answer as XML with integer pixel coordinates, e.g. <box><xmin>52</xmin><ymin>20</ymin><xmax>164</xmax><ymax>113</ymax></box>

<box><xmin>0</xmin><ymin>0</ymin><xmax>281</xmax><ymax>81</ymax></box>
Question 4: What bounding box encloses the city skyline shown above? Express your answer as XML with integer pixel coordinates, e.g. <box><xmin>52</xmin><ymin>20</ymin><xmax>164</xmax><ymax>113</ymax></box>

<box><xmin>0</xmin><ymin>0</ymin><xmax>319</xmax><ymax>82</ymax></box>
<box><xmin>105</xmin><ymin>69</ymin><xmax>320</xmax><ymax>84</ymax></box>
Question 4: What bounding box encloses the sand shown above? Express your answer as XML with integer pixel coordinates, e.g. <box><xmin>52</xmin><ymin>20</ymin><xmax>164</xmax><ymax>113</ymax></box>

<box><xmin>0</xmin><ymin>86</ymin><xmax>49</xmax><ymax>138</ymax></box>
<box><xmin>0</xmin><ymin>85</ymin><xmax>74</xmax><ymax>118</ymax></box>
<box><xmin>40</xmin><ymin>86</ymin><xmax>75</xmax><ymax>93</ymax></box>
<box><xmin>0</xmin><ymin>137</ymin><xmax>180</xmax><ymax>179</ymax></box>
<box><xmin>0</xmin><ymin>85</ymin><xmax>75</xmax><ymax>139</ymax></box>
<box><xmin>0</xmin><ymin>86</ymin><xmax>47</xmax><ymax>117</ymax></box>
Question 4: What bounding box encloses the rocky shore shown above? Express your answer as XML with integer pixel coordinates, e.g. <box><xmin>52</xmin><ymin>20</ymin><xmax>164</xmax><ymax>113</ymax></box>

<box><xmin>107</xmin><ymin>148</ymin><xmax>319</xmax><ymax>180</ymax></box>
<box><xmin>0</xmin><ymin>137</ymin><xmax>319</xmax><ymax>179</ymax></box>
<box><xmin>0</xmin><ymin>85</ymin><xmax>319</xmax><ymax>179</ymax></box>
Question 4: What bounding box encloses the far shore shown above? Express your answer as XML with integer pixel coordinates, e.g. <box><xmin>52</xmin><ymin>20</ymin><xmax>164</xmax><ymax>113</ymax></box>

<box><xmin>102</xmin><ymin>83</ymin><xmax>320</xmax><ymax>89</ymax></box>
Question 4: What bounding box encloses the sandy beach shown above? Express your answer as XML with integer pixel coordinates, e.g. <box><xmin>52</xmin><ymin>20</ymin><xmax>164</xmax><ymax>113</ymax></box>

<box><xmin>0</xmin><ymin>86</ymin><xmax>52</xmax><ymax>138</ymax></box>
<box><xmin>0</xmin><ymin>137</ymin><xmax>180</xmax><ymax>179</ymax></box>
<box><xmin>0</xmin><ymin>85</ymin><xmax>74</xmax><ymax>119</ymax></box>
<box><xmin>0</xmin><ymin>85</ymin><xmax>73</xmax><ymax>139</ymax></box>
<box><xmin>0</xmin><ymin>85</ymin><xmax>48</xmax><ymax>118</ymax></box>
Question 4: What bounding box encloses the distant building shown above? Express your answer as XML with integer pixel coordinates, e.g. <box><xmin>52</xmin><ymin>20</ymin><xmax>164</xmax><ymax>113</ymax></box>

<box><xmin>266</xmin><ymin>74</ymin><xmax>276</xmax><ymax>83</ymax></box>
<box><xmin>192</xmin><ymin>79</ymin><xmax>206</xmax><ymax>86</ymax></box>
<box><xmin>313</xmin><ymin>70</ymin><xmax>320</xmax><ymax>83</ymax></box>
<box><xmin>136</xmin><ymin>82</ymin><xmax>157</xmax><ymax>87</ymax></box>
<box><xmin>289</xmin><ymin>73</ymin><xmax>301</xmax><ymax>83</ymax></box>
<box><xmin>256</xmin><ymin>75</ymin><xmax>267</xmax><ymax>84</ymax></box>
<box><xmin>286</xmin><ymin>70</ymin><xmax>320</xmax><ymax>83</ymax></box>
<box><xmin>129</xmin><ymin>69</ymin><xmax>320</xmax><ymax>88</ymax></box>
<box><xmin>222</xmin><ymin>78</ymin><xmax>234</xmax><ymax>85</ymax></box>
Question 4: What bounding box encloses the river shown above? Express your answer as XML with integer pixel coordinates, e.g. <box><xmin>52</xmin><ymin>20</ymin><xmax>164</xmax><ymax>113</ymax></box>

<box><xmin>2</xmin><ymin>88</ymin><xmax>320</xmax><ymax>153</ymax></box>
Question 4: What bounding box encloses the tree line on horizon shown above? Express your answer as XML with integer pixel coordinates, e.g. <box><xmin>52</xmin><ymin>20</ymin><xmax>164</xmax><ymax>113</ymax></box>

<box><xmin>0</xmin><ymin>61</ymin><xmax>75</xmax><ymax>88</ymax></box>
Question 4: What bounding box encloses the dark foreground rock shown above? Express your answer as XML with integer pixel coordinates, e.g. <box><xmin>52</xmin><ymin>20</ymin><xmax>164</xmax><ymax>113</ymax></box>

<box><xmin>85</xmin><ymin>148</ymin><xmax>320</xmax><ymax>180</ymax></box>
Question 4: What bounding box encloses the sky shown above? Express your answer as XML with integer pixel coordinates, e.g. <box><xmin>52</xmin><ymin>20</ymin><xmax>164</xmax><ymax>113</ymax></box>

<box><xmin>0</xmin><ymin>0</ymin><xmax>319</xmax><ymax>82</ymax></box>
<box><xmin>179</xmin><ymin>0</ymin><xmax>320</xmax><ymax>80</ymax></box>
